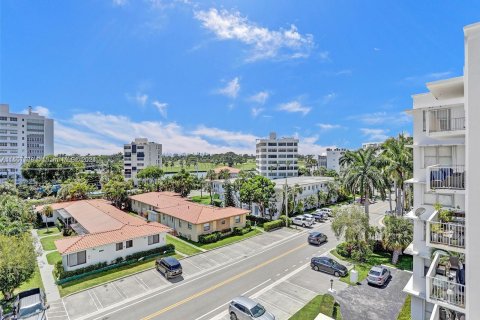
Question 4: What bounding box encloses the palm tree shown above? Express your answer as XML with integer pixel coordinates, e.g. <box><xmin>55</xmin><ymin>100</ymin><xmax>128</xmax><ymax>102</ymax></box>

<box><xmin>205</xmin><ymin>169</ymin><xmax>216</xmax><ymax>204</ymax></box>
<box><xmin>382</xmin><ymin>216</ymin><xmax>413</xmax><ymax>264</ymax></box>
<box><xmin>380</xmin><ymin>133</ymin><xmax>413</xmax><ymax>215</ymax></box>
<box><xmin>41</xmin><ymin>205</ymin><xmax>53</xmax><ymax>232</ymax></box>
<box><xmin>291</xmin><ymin>184</ymin><xmax>303</xmax><ymax>212</ymax></box>
<box><xmin>340</xmin><ymin>148</ymin><xmax>385</xmax><ymax>215</ymax></box>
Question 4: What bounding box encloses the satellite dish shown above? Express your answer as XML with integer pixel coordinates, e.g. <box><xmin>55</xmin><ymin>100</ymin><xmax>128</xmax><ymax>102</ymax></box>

<box><xmin>415</xmin><ymin>207</ymin><xmax>426</xmax><ymax>217</ymax></box>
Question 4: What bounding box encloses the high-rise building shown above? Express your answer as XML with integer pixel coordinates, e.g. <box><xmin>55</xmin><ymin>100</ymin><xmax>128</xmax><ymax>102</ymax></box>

<box><xmin>326</xmin><ymin>148</ymin><xmax>347</xmax><ymax>173</ymax></box>
<box><xmin>123</xmin><ymin>138</ymin><xmax>162</xmax><ymax>183</ymax></box>
<box><xmin>404</xmin><ymin>22</ymin><xmax>480</xmax><ymax>320</ymax></box>
<box><xmin>256</xmin><ymin>132</ymin><xmax>298</xmax><ymax>179</ymax></box>
<box><xmin>0</xmin><ymin>104</ymin><xmax>54</xmax><ymax>183</ymax></box>
<box><xmin>318</xmin><ymin>154</ymin><xmax>327</xmax><ymax>168</ymax></box>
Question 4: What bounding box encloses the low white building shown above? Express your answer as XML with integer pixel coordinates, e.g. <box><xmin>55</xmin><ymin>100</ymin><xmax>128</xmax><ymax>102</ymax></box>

<box><xmin>362</xmin><ymin>142</ymin><xmax>383</xmax><ymax>150</ymax></box>
<box><xmin>38</xmin><ymin>199</ymin><xmax>171</xmax><ymax>271</ymax></box>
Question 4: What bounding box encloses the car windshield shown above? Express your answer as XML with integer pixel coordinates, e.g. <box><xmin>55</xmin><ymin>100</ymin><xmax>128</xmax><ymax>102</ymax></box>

<box><xmin>369</xmin><ymin>270</ymin><xmax>381</xmax><ymax>276</ymax></box>
<box><xmin>18</xmin><ymin>302</ymin><xmax>44</xmax><ymax>317</ymax></box>
<box><xmin>250</xmin><ymin>304</ymin><xmax>266</xmax><ymax>318</ymax></box>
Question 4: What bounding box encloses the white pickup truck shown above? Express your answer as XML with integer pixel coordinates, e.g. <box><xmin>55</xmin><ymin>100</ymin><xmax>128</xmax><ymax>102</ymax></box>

<box><xmin>292</xmin><ymin>215</ymin><xmax>314</xmax><ymax>227</ymax></box>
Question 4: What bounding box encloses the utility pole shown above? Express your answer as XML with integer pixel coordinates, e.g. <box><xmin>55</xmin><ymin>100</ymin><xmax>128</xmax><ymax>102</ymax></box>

<box><xmin>285</xmin><ymin>160</ymin><xmax>292</xmax><ymax>226</ymax></box>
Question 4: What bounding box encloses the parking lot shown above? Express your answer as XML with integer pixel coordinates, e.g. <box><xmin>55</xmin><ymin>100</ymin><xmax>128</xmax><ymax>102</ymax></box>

<box><xmin>46</xmin><ymin>227</ymin><xmax>302</xmax><ymax>320</ymax></box>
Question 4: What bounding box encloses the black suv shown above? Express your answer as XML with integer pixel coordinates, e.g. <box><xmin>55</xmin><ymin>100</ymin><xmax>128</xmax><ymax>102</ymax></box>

<box><xmin>156</xmin><ymin>257</ymin><xmax>182</xmax><ymax>279</ymax></box>
<box><xmin>307</xmin><ymin>232</ymin><xmax>328</xmax><ymax>245</ymax></box>
<box><xmin>311</xmin><ymin>257</ymin><xmax>348</xmax><ymax>277</ymax></box>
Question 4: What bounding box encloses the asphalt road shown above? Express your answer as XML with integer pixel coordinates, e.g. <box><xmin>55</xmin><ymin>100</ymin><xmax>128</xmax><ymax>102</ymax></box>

<box><xmin>77</xmin><ymin>201</ymin><xmax>389</xmax><ymax>320</ymax></box>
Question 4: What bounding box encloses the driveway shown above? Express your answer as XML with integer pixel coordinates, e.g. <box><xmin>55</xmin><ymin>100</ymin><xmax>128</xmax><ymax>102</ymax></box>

<box><xmin>335</xmin><ymin>268</ymin><xmax>411</xmax><ymax>320</ymax></box>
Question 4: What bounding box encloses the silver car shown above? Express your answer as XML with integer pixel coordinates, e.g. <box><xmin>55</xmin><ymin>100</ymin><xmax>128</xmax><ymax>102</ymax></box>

<box><xmin>367</xmin><ymin>266</ymin><xmax>391</xmax><ymax>286</ymax></box>
<box><xmin>229</xmin><ymin>296</ymin><xmax>275</xmax><ymax>320</ymax></box>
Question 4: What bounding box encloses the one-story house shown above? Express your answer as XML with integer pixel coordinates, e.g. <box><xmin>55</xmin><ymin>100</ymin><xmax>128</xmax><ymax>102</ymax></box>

<box><xmin>37</xmin><ymin>199</ymin><xmax>171</xmax><ymax>271</ymax></box>
<box><xmin>129</xmin><ymin>192</ymin><xmax>250</xmax><ymax>242</ymax></box>
<box><xmin>214</xmin><ymin>166</ymin><xmax>241</xmax><ymax>178</ymax></box>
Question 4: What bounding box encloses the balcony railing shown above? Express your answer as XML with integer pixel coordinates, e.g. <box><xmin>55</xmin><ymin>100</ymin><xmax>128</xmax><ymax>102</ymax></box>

<box><xmin>429</xmin><ymin>117</ymin><xmax>465</xmax><ymax>133</ymax></box>
<box><xmin>428</xmin><ymin>220</ymin><xmax>465</xmax><ymax>250</ymax></box>
<box><xmin>427</xmin><ymin>165</ymin><xmax>465</xmax><ymax>190</ymax></box>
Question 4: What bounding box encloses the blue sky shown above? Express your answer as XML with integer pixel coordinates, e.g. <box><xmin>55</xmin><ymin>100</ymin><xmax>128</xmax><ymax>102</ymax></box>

<box><xmin>1</xmin><ymin>1</ymin><xmax>479</xmax><ymax>155</ymax></box>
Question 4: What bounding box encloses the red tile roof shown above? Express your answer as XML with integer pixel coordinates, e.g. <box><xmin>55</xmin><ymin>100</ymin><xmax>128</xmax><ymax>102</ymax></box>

<box><xmin>213</xmin><ymin>166</ymin><xmax>241</xmax><ymax>174</ymax></box>
<box><xmin>129</xmin><ymin>192</ymin><xmax>250</xmax><ymax>224</ymax></box>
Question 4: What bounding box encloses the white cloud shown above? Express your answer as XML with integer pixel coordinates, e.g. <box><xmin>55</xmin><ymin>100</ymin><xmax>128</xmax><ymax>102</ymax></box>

<box><xmin>360</xmin><ymin>128</ymin><xmax>389</xmax><ymax>141</ymax></box>
<box><xmin>317</xmin><ymin>123</ymin><xmax>342</xmax><ymax>131</ymax></box>
<box><xmin>373</xmin><ymin>47</ymin><xmax>381</xmax><ymax>51</ymax></box>
<box><xmin>192</xmin><ymin>126</ymin><xmax>258</xmax><ymax>148</ymax></box>
<box><xmin>152</xmin><ymin>101</ymin><xmax>168</xmax><ymax>118</ymax></box>
<box><xmin>297</xmin><ymin>134</ymin><xmax>335</xmax><ymax>155</ymax></box>
<box><xmin>249</xmin><ymin>91</ymin><xmax>269</xmax><ymax>105</ymax></box>
<box><xmin>112</xmin><ymin>0</ymin><xmax>128</xmax><ymax>6</ymax></box>
<box><xmin>278</xmin><ymin>100</ymin><xmax>311</xmax><ymax>115</ymax></box>
<box><xmin>22</xmin><ymin>106</ymin><xmax>51</xmax><ymax>117</ymax></box>
<box><xmin>322</xmin><ymin>92</ymin><xmax>336</xmax><ymax>105</ymax></box>
<box><xmin>127</xmin><ymin>92</ymin><xmax>148</xmax><ymax>107</ymax></box>
<box><xmin>403</xmin><ymin>71</ymin><xmax>453</xmax><ymax>84</ymax></box>
<box><xmin>194</xmin><ymin>8</ymin><xmax>314</xmax><ymax>61</ymax></box>
<box><xmin>217</xmin><ymin>77</ymin><xmax>240</xmax><ymax>98</ymax></box>
<box><xmin>251</xmin><ymin>107</ymin><xmax>264</xmax><ymax>118</ymax></box>
<box><xmin>350</xmin><ymin>111</ymin><xmax>411</xmax><ymax>125</ymax></box>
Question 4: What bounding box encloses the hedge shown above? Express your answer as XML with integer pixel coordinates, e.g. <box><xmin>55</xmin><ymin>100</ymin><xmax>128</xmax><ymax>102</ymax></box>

<box><xmin>264</xmin><ymin>219</ymin><xmax>284</xmax><ymax>231</ymax></box>
<box><xmin>54</xmin><ymin>244</ymin><xmax>175</xmax><ymax>282</ymax></box>
<box><xmin>246</xmin><ymin>215</ymin><xmax>270</xmax><ymax>227</ymax></box>
<box><xmin>198</xmin><ymin>226</ymin><xmax>253</xmax><ymax>243</ymax></box>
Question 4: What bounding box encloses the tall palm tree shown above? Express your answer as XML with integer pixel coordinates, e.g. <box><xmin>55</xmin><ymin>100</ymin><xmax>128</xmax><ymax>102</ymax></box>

<box><xmin>380</xmin><ymin>133</ymin><xmax>413</xmax><ymax>215</ymax></box>
<box><xmin>340</xmin><ymin>148</ymin><xmax>385</xmax><ymax>215</ymax></box>
<box><xmin>41</xmin><ymin>205</ymin><xmax>53</xmax><ymax>232</ymax></box>
<box><xmin>382</xmin><ymin>216</ymin><xmax>413</xmax><ymax>264</ymax></box>
<box><xmin>205</xmin><ymin>169</ymin><xmax>217</xmax><ymax>204</ymax></box>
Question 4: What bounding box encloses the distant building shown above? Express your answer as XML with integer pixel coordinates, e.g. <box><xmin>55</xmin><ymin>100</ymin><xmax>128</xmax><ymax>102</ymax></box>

<box><xmin>326</xmin><ymin>148</ymin><xmax>347</xmax><ymax>173</ymax></box>
<box><xmin>256</xmin><ymin>132</ymin><xmax>298</xmax><ymax>179</ymax></box>
<box><xmin>362</xmin><ymin>142</ymin><xmax>383</xmax><ymax>150</ymax></box>
<box><xmin>0</xmin><ymin>104</ymin><xmax>54</xmax><ymax>183</ymax></box>
<box><xmin>123</xmin><ymin>138</ymin><xmax>162</xmax><ymax>183</ymax></box>
<box><xmin>214</xmin><ymin>166</ymin><xmax>241</xmax><ymax>178</ymax></box>
<box><xmin>318</xmin><ymin>154</ymin><xmax>327</xmax><ymax>168</ymax></box>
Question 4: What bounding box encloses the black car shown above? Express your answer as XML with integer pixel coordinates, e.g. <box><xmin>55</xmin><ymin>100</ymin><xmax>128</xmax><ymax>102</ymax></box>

<box><xmin>311</xmin><ymin>257</ymin><xmax>348</xmax><ymax>277</ymax></box>
<box><xmin>156</xmin><ymin>257</ymin><xmax>182</xmax><ymax>279</ymax></box>
<box><xmin>307</xmin><ymin>232</ymin><xmax>328</xmax><ymax>245</ymax></box>
<box><xmin>7</xmin><ymin>288</ymin><xmax>48</xmax><ymax>320</ymax></box>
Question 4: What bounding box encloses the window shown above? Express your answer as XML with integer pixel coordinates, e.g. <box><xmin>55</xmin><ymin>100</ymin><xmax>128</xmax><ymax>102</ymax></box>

<box><xmin>116</xmin><ymin>242</ymin><xmax>123</xmax><ymax>251</ymax></box>
<box><xmin>235</xmin><ymin>216</ymin><xmax>241</xmax><ymax>223</ymax></box>
<box><xmin>148</xmin><ymin>234</ymin><xmax>160</xmax><ymax>245</ymax></box>
<box><xmin>204</xmin><ymin>223</ymin><xmax>211</xmax><ymax>231</ymax></box>
<box><xmin>178</xmin><ymin>220</ymin><xmax>182</xmax><ymax>228</ymax></box>
<box><xmin>67</xmin><ymin>251</ymin><xmax>86</xmax><ymax>267</ymax></box>
<box><xmin>188</xmin><ymin>223</ymin><xmax>192</xmax><ymax>230</ymax></box>
<box><xmin>422</xmin><ymin>110</ymin><xmax>426</xmax><ymax>132</ymax></box>
<box><xmin>126</xmin><ymin>240</ymin><xmax>133</xmax><ymax>248</ymax></box>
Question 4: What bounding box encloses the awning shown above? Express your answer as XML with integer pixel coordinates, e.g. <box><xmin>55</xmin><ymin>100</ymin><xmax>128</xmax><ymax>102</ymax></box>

<box><xmin>57</xmin><ymin>208</ymin><xmax>72</xmax><ymax>220</ymax></box>
<box><xmin>70</xmin><ymin>223</ymin><xmax>89</xmax><ymax>235</ymax></box>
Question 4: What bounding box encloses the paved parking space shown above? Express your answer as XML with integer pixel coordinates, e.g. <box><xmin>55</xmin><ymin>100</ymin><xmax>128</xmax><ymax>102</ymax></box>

<box><xmin>45</xmin><ymin>300</ymin><xmax>69</xmax><ymax>320</ymax></box>
<box><xmin>63</xmin><ymin>290</ymin><xmax>98</xmax><ymax>319</ymax></box>
<box><xmin>335</xmin><ymin>268</ymin><xmax>411</xmax><ymax>320</ymax></box>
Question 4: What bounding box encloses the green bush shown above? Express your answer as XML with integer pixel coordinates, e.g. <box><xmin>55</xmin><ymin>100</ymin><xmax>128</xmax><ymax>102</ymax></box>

<box><xmin>246</xmin><ymin>215</ymin><xmax>270</xmax><ymax>227</ymax></box>
<box><xmin>245</xmin><ymin>220</ymin><xmax>252</xmax><ymax>228</ymax></box>
<box><xmin>199</xmin><ymin>232</ymin><xmax>221</xmax><ymax>243</ymax></box>
<box><xmin>319</xmin><ymin>294</ymin><xmax>335</xmax><ymax>317</ymax></box>
<box><xmin>212</xmin><ymin>199</ymin><xmax>223</xmax><ymax>207</ymax></box>
<box><xmin>264</xmin><ymin>219</ymin><xmax>284</xmax><ymax>231</ymax></box>
<box><xmin>336</xmin><ymin>242</ymin><xmax>351</xmax><ymax>258</ymax></box>
<box><xmin>279</xmin><ymin>215</ymin><xmax>292</xmax><ymax>227</ymax></box>
<box><xmin>125</xmin><ymin>243</ymin><xmax>175</xmax><ymax>261</ymax></box>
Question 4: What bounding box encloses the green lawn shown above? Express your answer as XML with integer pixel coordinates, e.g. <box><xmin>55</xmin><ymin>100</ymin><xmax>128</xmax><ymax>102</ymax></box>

<box><xmin>58</xmin><ymin>253</ymin><xmax>182</xmax><ymax>297</ymax></box>
<box><xmin>189</xmin><ymin>228</ymin><xmax>262</xmax><ymax>250</ymax></box>
<box><xmin>331</xmin><ymin>249</ymin><xmax>413</xmax><ymax>285</ymax></box>
<box><xmin>190</xmin><ymin>195</ymin><xmax>218</xmax><ymax>205</ymax></box>
<box><xmin>162</xmin><ymin>160</ymin><xmax>257</xmax><ymax>173</ymax></box>
<box><xmin>397</xmin><ymin>295</ymin><xmax>411</xmax><ymax>320</ymax></box>
<box><xmin>166</xmin><ymin>234</ymin><xmax>202</xmax><ymax>256</ymax></box>
<box><xmin>40</xmin><ymin>234</ymin><xmax>64</xmax><ymax>251</ymax></box>
<box><xmin>289</xmin><ymin>294</ymin><xmax>342</xmax><ymax>320</ymax></box>
<box><xmin>46</xmin><ymin>251</ymin><xmax>62</xmax><ymax>265</ymax></box>
<box><xmin>37</xmin><ymin>228</ymin><xmax>61</xmax><ymax>237</ymax></box>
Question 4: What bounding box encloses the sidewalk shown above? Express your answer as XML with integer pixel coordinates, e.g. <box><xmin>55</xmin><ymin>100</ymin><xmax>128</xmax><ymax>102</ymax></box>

<box><xmin>31</xmin><ymin>229</ymin><xmax>61</xmax><ymax>301</ymax></box>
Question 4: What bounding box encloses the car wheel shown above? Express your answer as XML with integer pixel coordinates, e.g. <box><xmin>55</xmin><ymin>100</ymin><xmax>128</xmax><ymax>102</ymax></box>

<box><xmin>334</xmin><ymin>271</ymin><xmax>340</xmax><ymax>277</ymax></box>
<box><xmin>302</xmin><ymin>223</ymin><xmax>306</xmax><ymax>227</ymax></box>
<box><xmin>230</xmin><ymin>312</ymin><xmax>238</xmax><ymax>320</ymax></box>
<box><xmin>313</xmin><ymin>265</ymin><xmax>319</xmax><ymax>271</ymax></box>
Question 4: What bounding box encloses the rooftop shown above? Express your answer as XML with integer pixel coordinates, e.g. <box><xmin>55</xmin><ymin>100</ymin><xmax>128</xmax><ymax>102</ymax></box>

<box><xmin>129</xmin><ymin>192</ymin><xmax>250</xmax><ymax>224</ymax></box>
<box><xmin>213</xmin><ymin>166</ymin><xmax>241</xmax><ymax>174</ymax></box>
<box><xmin>271</xmin><ymin>176</ymin><xmax>334</xmax><ymax>187</ymax></box>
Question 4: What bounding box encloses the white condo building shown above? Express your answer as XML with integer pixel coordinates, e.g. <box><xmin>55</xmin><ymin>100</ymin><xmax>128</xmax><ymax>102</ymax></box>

<box><xmin>362</xmin><ymin>142</ymin><xmax>383</xmax><ymax>150</ymax></box>
<box><xmin>0</xmin><ymin>104</ymin><xmax>54</xmax><ymax>182</ymax></box>
<box><xmin>403</xmin><ymin>22</ymin><xmax>480</xmax><ymax>320</ymax></box>
<box><xmin>123</xmin><ymin>138</ymin><xmax>162</xmax><ymax>183</ymax></box>
<box><xmin>256</xmin><ymin>132</ymin><xmax>298</xmax><ymax>179</ymax></box>
<box><xmin>326</xmin><ymin>148</ymin><xmax>347</xmax><ymax>173</ymax></box>
<box><xmin>318</xmin><ymin>154</ymin><xmax>327</xmax><ymax>168</ymax></box>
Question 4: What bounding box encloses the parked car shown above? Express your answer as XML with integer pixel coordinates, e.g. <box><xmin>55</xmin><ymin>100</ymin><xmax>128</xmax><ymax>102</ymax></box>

<box><xmin>367</xmin><ymin>266</ymin><xmax>391</xmax><ymax>286</ymax></box>
<box><xmin>310</xmin><ymin>211</ymin><xmax>326</xmax><ymax>222</ymax></box>
<box><xmin>7</xmin><ymin>288</ymin><xmax>48</xmax><ymax>320</ymax></box>
<box><xmin>303</xmin><ymin>214</ymin><xmax>316</xmax><ymax>222</ymax></box>
<box><xmin>156</xmin><ymin>256</ymin><xmax>182</xmax><ymax>279</ymax></box>
<box><xmin>307</xmin><ymin>232</ymin><xmax>328</xmax><ymax>245</ymax></box>
<box><xmin>317</xmin><ymin>208</ymin><xmax>333</xmax><ymax>217</ymax></box>
<box><xmin>229</xmin><ymin>296</ymin><xmax>275</xmax><ymax>320</ymax></box>
<box><xmin>311</xmin><ymin>257</ymin><xmax>348</xmax><ymax>277</ymax></box>
<box><xmin>291</xmin><ymin>215</ymin><xmax>314</xmax><ymax>227</ymax></box>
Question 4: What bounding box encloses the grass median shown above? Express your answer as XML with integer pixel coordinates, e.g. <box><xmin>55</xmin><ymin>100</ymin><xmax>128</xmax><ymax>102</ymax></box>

<box><xmin>397</xmin><ymin>295</ymin><xmax>411</xmax><ymax>320</ymax></box>
<box><xmin>289</xmin><ymin>294</ymin><xmax>342</xmax><ymax>320</ymax></box>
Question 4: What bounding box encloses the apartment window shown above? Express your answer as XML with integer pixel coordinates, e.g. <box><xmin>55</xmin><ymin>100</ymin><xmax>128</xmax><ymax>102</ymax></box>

<box><xmin>0</xmin><ymin>117</ymin><xmax>6</xmax><ymax>121</ymax></box>
<box><xmin>188</xmin><ymin>223</ymin><xmax>192</xmax><ymax>230</ymax></box>
<box><xmin>204</xmin><ymin>223</ymin><xmax>211</xmax><ymax>231</ymax></box>
<box><xmin>221</xmin><ymin>219</ymin><xmax>226</xmax><ymax>225</ymax></box>
<box><xmin>422</xmin><ymin>110</ymin><xmax>426</xmax><ymax>132</ymax></box>
<box><xmin>67</xmin><ymin>251</ymin><xmax>86</xmax><ymax>267</ymax></box>
<box><xmin>148</xmin><ymin>234</ymin><xmax>160</xmax><ymax>245</ymax></box>
<box><xmin>126</xmin><ymin>240</ymin><xmax>133</xmax><ymax>248</ymax></box>
<box><xmin>235</xmin><ymin>216</ymin><xmax>241</xmax><ymax>223</ymax></box>
<box><xmin>10</xmin><ymin>117</ymin><xmax>17</xmax><ymax>121</ymax></box>
<box><xmin>423</xmin><ymin>146</ymin><xmax>452</xmax><ymax>168</ymax></box>
<box><xmin>422</xmin><ymin>221</ymin><xmax>426</xmax><ymax>241</ymax></box>
<box><xmin>178</xmin><ymin>220</ymin><xmax>182</xmax><ymax>228</ymax></box>
<box><xmin>116</xmin><ymin>242</ymin><xmax>123</xmax><ymax>251</ymax></box>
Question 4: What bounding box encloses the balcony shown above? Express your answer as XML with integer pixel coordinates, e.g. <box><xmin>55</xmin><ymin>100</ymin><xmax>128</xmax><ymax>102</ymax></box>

<box><xmin>427</xmin><ymin>210</ymin><xmax>465</xmax><ymax>252</ymax></box>
<box><xmin>427</xmin><ymin>165</ymin><xmax>465</xmax><ymax>192</ymax></box>
<box><xmin>427</xmin><ymin>252</ymin><xmax>466</xmax><ymax>312</ymax></box>
<box><xmin>429</xmin><ymin>304</ymin><xmax>465</xmax><ymax>320</ymax></box>
<box><xmin>427</xmin><ymin>108</ymin><xmax>465</xmax><ymax>137</ymax></box>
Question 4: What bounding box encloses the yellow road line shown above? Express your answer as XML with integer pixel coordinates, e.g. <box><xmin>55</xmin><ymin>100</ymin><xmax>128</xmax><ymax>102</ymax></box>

<box><xmin>141</xmin><ymin>242</ymin><xmax>308</xmax><ymax>320</ymax></box>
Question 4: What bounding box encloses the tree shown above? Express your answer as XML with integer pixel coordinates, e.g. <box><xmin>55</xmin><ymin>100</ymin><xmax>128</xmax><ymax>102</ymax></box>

<box><xmin>205</xmin><ymin>169</ymin><xmax>217</xmax><ymax>204</ymax></box>
<box><xmin>171</xmin><ymin>169</ymin><xmax>196</xmax><ymax>197</ymax></box>
<box><xmin>58</xmin><ymin>179</ymin><xmax>94</xmax><ymax>201</ymax></box>
<box><xmin>247</xmin><ymin>176</ymin><xmax>276</xmax><ymax>219</ymax></box>
<box><xmin>217</xmin><ymin>169</ymin><xmax>231</xmax><ymax>180</ymax></box>
<box><xmin>0</xmin><ymin>195</ymin><xmax>35</xmax><ymax>232</ymax></box>
<box><xmin>340</xmin><ymin>148</ymin><xmax>385</xmax><ymax>215</ymax></box>
<box><xmin>21</xmin><ymin>155</ymin><xmax>85</xmax><ymax>184</ymax></box>
<box><xmin>317</xmin><ymin>190</ymin><xmax>327</xmax><ymax>208</ymax></box>
<box><xmin>0</xmin><ymin>234</ymin><xmax>36</xmax><ymax>299</ymax></box>
<box><xmin>42</xmin><ymin>205</ymin><xmax>53</xmax><ymax>232</ymax></box>
<box><xmin>291</xmin><ymin>184</ymin><xmax>303</xmax><ymax>210</ymax></box>
<box><xmin>224</xmin><ymin>181</ymin><xmax>236</xmax><ymax>207</ymax></box>
<box><xmin>306</xmin><ymin>195</ymin><xmax>316</xmax><ymax>209</ymax></box>
<box><xmin>103</xmin><ymin>177</ymin><xmax>132</xmax><ymax>208</ymax></box>
<box><xmin>137</xmin><ymin>166</ymin><xmax>164</xmax><ymax>189</ymax></box>
<box><xmin>382</xmin><ymin>216</ymin><xmax>413</xmax><ymax>264</ymax></box>
<box><xmin>0</xmin><ymin>181</ymin><xmax>18</xmax><ymax>196</ymax></box>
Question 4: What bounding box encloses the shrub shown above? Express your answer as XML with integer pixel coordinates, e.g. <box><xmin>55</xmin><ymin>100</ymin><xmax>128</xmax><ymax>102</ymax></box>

<box><xmin>319</xmin><ymin>294</ymin><xmax>335</xmax><ymax>317</ymax></box>
<box><xmin>245</xmin><ymin>220</ymin><xmax>252</xmax><ymax>228</ymax></box>
<box><xmin>264</xmin><ymin>219</ymin><xmax>284</xmax><ymax>231</ymax></box>
<box><xmin>350</xmin><ymin>241</ymin><xmax>372</xmax><ymax>262</ymax></box>
<box><xmin>279</xmin><ymin>215</ymin><xmax>292</xmax><ymax>227</ymax></box>
<box><xmin>246</xmin><ymin>215</ymin><xmax>270</xmax><ymax>227</ymax></box>
<box><xmin>336</xmin><ymin>242</ymin><xmax>351</xmax><ymax>258</ymax></box>
<box><xmin>199</xmin><ymin>232</ymin><xmax>221</xmax><ymax>244</ymax></box>
<box><xmin>212</xmin><ymin>199</ymin><xmax>223</xmax><ymax>207</ymax></box>
<box><xmin>125</xmin><ymin>244</ymin><xmax>175</xmax><ymax>261</ymax></box>
<box><xmin>55</xmin><ymin>218</ymin><xmax>65</xmax><ymax>232</ymax></box>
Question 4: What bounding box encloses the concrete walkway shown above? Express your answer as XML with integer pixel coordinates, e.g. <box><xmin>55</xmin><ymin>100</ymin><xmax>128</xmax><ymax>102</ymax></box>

<box><xmin>31</xmin><ymin>229</ymin><xmax>61</xmax><ymax>301</ymax></box>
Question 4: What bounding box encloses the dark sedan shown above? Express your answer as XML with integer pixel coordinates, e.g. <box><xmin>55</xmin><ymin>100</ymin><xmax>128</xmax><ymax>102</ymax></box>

<box><xmin>311</xmin><ymin>257</ymin><xmax>348</xmax><ymax>277</ymax></box>
<box><xmin>307</xmin><ymin>232</ymin><xmax>328</xmax><ymax>245</ymax></box>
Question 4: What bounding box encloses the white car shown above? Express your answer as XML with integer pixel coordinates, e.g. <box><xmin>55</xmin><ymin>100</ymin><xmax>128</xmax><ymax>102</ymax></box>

<box><xmin>303</xmin><ymin>214</ymin><xmax>316</xmax><ymax>222</ymax></box>
<box><xmin>292</xmin><ymin>215</ymin><xmax>314</xmax><ymax>227</ymax></box>
<box><xmin>317</xmin><ymin>208</ymin><xmax>333</xmax><ymax>217</ymax></box>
